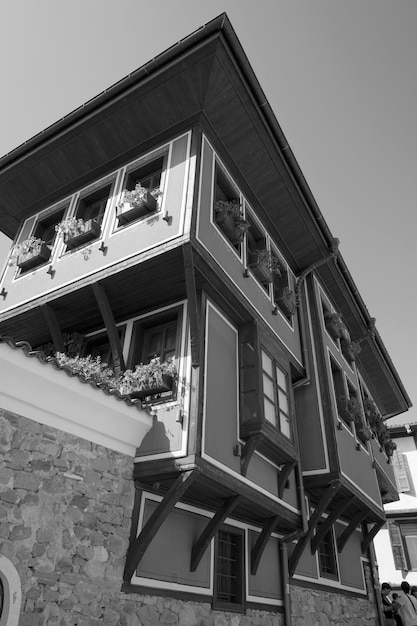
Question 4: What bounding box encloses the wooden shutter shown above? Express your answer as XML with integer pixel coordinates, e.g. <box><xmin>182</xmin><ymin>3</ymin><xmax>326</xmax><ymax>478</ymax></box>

<box><xmin>392</xmin><ymin>449</ymin><xmax>410</xmax><ymax>492</ymax></box>
<box><xmin>388</xmin><ymin>521</ymin><xmax>408</xmax><ymax>571</ymax></box>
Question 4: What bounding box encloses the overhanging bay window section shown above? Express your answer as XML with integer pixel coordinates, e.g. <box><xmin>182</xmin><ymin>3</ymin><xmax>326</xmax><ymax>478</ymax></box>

<box><xmin>116</xmin><ymin>153</ymin><xmax>166</xmax><ymax>226</ymax></box>
<box><xmin>239</xmin><ymin>323</ymin><xmax>296</xmax><ymax>466</ymax></box>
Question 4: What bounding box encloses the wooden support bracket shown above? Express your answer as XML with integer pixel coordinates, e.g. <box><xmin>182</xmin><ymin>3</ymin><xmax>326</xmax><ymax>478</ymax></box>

<box><xmin>124</xmin><ymin>470</ymin><xmax>197</xmax><ymax>581</ymax></box>
<box><xmin>361</xmin><ymin>519</ymin><xmax>384</xmax><ymax>554</ymax></box>
<box><xmin>310</xmin><ymin>497</ymin><xmax>351</xmax><ymax>555</ymax></box>
<box><xmin>240</xmin><ymin>435</ymin><xmax>261</xmax><ymax>476</ymax></box>
<box><xmin>337</xmin><ymin>509</ymin><xmax>367</xmax><ymax>553</ymax></box>
<box><xmin>288</xmin><ymin>480</ymin><xmax>341</xmax><ymax>577</ymax></box>
<box><xmin>278</xmin><ymin>460</ymin><xmax>297</xmax><ymax>499</ymax></box>
<box><xmin>41</xmin><ymin>304</ymin><xmax>65</xmax><ymax>353</ymax></box>
<box><xmin>91</xmin><ymin>282</ymin><xmax>125</xmax><ymax>375</ymax></box>
<box><xmin>190</xmin><ymin>494</ymin><xmax>242</xmax><ymax>572</ymax></box>
<box><xmin>251</xmin><ymin>516</ymin><xmax>279</xmax><ymax>575</ymax></box>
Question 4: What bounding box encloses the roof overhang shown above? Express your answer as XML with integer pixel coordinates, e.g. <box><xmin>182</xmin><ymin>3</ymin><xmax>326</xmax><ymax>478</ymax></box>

<box><xmin>0</xmin><ymin>13</ymin><xmax>411</xmax><ymax>416</ymax></box>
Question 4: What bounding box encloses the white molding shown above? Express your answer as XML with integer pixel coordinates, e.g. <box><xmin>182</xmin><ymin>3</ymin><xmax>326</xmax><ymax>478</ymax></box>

<box><xmin>0</xmin><ymin>556</ymin><xmax>21</xmax><ymax>626</ymax></box>
<box><xmin>0</xmin><ymin>342</ymin><xmax>152</xmax><ymax>457</ymax></box>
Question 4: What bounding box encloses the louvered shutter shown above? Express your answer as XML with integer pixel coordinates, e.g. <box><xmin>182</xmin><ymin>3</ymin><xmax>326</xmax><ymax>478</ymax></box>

<box><xmin>392</xmin><ymin>449</ymin><xmax>410</xmax><ymax>492</ymax></box>
<box><xmin>388</xmin><ymin>521</ymin><xmax>408</xmax><ymax>571</ymax></box>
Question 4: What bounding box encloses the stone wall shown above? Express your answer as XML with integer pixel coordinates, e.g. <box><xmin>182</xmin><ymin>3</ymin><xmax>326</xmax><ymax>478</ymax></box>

<box><xmin>290</xmin><ymin>585</ymin><xmax>379</xmax><ymax>626</ymax></box>
<box><xmin>0</xmin><ymin>408</ymin><xmax>379</xmax><ymax>625</ymax></box>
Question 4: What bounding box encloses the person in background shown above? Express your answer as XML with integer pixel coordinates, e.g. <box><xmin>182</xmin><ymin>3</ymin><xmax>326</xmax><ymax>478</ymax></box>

<box><xmin>392</xmin><ymin>594</ymin><xmax>404</xmax><ymax>626</ymax></box>
<box><xmin>382</xmin><ymin>583</ymin><xmax>399</xmax><ymax>626</ymax></box>
<box><xmin>397</xmin><ymin>581</ymin><xmax>417</xmax><ymax>626</ymax></box>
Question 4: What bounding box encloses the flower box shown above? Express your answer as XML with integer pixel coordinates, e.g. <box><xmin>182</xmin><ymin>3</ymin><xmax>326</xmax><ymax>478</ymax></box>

<box><xmin>17</xmin><ymin>243</ymin><xmax>51</xmax><ymax>270</ymax></box>
<box><xmin>341</xmin><ymin>338</ymin><xmax>361</xmax><ymax>364</ymax></box>
<box><xmin>116</xmin><ymin>193</ymin><xmax>157</xmax><ymax>225</ymax></box>
<box><xmin>274</xmin><ymin>286</ymin><xmax>297</xmax><ymax>317</ymax></box>
<box><xmin>249</xmin><ymin>250</ymin><xmax>272</xmax><ymax>282</ymax></box>
<box><xmin>64</xmin><ymin>219</ymin><xmax>102</xmax><ymax>250</ymax></box>
<box><xmin>214</xmin><ymin>200</ymin><xmax>249</xmax><ymax>245</ymax></box>
<box><xmin>128</xmin><ymin>374</ymin><xmax>174</xmax><ymax>400</ymax></box>
<box><xmin>324</xmin><ymin>312</ymin><xmax>345</xmax><ymax>340</ymax></box>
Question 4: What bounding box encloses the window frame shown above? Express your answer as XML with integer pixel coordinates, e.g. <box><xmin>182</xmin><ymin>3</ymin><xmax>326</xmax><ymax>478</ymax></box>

<box><xmin>260</xmin><ymin>347</ymin><xmax>292</xmax><ymax>440</ymax></box>
<box><xmin>317</xmin><ymin>524</ymin><xmax>339</xmax><ymax>580</ymax></box>
<box><xmin>127</xmin><ymin>304</ymin><xmax>184</xmax><ymax>404</ymax></box>
<box><xmin>213</xmin><ymin>526</ymin><xmax>245</xmax><ymax>612</ymax></box>
<box><xmin>116</xmin><ymin>148</ymin><xmax>168</xmax><ymax>229</ymax></box>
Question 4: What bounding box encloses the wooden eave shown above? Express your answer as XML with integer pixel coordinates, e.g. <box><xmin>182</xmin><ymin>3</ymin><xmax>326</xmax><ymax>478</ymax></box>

<box><xmin>0</xmin><ymin>14</ymin><xmax>410</xmax><ymax>416</ymax></box>
<box><xmin>304</xmin><ymin>473</ymin><xmax>386</xmax><ymax>526</ymax></box>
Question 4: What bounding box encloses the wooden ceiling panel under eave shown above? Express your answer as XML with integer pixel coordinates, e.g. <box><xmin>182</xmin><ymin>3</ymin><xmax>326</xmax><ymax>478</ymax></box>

<box><xmin>202</xmin><ymin>50</ymin><xmax>328</xmax><ymax>273</ymax></box>
<box><xmin>0</xmin><ymin>47</ymin><xmax>219</xmax><ymax>235</ymax></box>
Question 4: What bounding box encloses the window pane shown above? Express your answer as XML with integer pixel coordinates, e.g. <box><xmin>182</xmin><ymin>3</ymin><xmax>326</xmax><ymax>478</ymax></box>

<box><xmin>261</xmin><ymin>351</ymin><xmax>273</xmax><ymax>377</ymax></box>
<box><xmin>279</xmin><ymin>411</ymin><xmax>291</xmax><ymax>438</ymax></box>
<box><xmin>216</xmin><ymin>530</ymin><xmax>241</xmax><ymax>604</ymax></box>
<box><xmin>278</xmin><ymin>390</ymin><xmax>288</xmax><ymax>413</ymax></box>
<box><xmin>276</xmin><ymin>366</ymin><xmax>286</xmax><ymax>390</ymax></box>
<box><xmin>264</xmin><ymin>398</ymin><xmax>276</xmax><ymax>425</ymax></box>
<box><xmin>262</xmin><ymin>374</ymin><xmax>275</xmax><ymax>401</ymax></box>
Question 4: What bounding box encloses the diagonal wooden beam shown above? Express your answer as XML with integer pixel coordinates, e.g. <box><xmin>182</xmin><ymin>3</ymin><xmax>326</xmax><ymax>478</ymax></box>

<box><xmin>361</xmin><ymin>520</ymin><xmax>384</xmax><ymax>554</ymax></box>
<box><xmin>124</xmin><ymin>470</ymin><xmax>197</xmax><ymax>581</ymax></box>
<box><xmin>337</xmin><ymin>509</ymin><xmax>368</xmax><ymax>554</ymax></box>
<box><xmin>240</xmin><ymin>435</ymin><xmax>261</xmax><ymax>476</ymax></box>
<box><xmin>251</xmin><ymin>516</ymin><xmax>279</xmax><ymax>575</ymax></box>
<box><xmin>190</xmin><ymin>494</ymin><xmax>242</xmax><ymax>572</ymax></box>
<box><xmin>91</xmin><ymin>282</ymin><xmax>125</xmax><ymax>375</ymax></box>
<box><xmin>289</xmin><ymin>480</ymin><xmax>341</xmax><ymax>577</ymax></box>
<box><xmin>310</xmin><ymin>497</ymin><xmax>351</xmax><ymax>554</ymax></box>
<box><xmin>182</xmin><ymin>244</ymin><xmax>200</xmax><ymax>367</ymax></box>
<box><xmin>278</xmin><ymin>460</ymin><xmax>297</xmax><ymax>499</ymax></box>
<box><xmin>41</xmin><ymin>304</ymin><xmax>65</xmax><ymax>353</ymax></box>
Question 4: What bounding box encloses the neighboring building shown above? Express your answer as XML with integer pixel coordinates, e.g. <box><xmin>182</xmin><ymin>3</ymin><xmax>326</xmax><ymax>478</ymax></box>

<box><xmin>0</xmin><ymin>14</ymin><xmax>411</xmax><ymax>626</ymax></box>
<box><xmin>374</xmin><ymin>422</ymin><xmax>417</xmax><ymax>588</ymax></box>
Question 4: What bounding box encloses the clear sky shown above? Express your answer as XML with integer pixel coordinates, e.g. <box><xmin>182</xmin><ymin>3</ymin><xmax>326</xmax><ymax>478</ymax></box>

<box><xmin>0</xmin><ymin>0</ymin><xmax>415</xmax><ymax>422</ymax></box>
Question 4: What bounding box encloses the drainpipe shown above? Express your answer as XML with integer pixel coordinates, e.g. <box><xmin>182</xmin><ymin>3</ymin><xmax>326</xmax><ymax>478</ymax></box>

<box><xmin>292</xmin><ymin>238</ymin><xmax>340</xmax><ymax>391</ymax></box>
<box><xmin>280</xmin><ymin>526</ymin><xmax>307</xmax><ymax>626</ymax></box>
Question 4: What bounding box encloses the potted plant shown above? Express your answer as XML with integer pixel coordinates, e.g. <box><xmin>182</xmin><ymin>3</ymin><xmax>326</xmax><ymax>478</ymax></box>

<box><xmin>248</xmin><ymin>249</ymin><xmax>281</xmax><ymax>282</ymax></box>
<box><xmin>117</xmin><ymin>356</ymin><xmax>177</xmax><ymax>400</ymax></box>
<box><xmin>55</xmin><ymin>217</ymin><xmax>101</xmax><ymax>250</ymax></box>
<box><xmin>341</xmin><ymin>338</ymin><xmax>361</xmax><ymax>364</ymax></box>
<box><xmin>9</xmin><ymin>236</ymin><xmax>51</xmax><ymax>271</ymax></box>
<box><xmin>214</xmin><ymin>199</ymin><xmax>249</xmax><ymax>244</ymax></box>
<box><xmin>54</xmin><ymin>353</ymin><xmax>116</xmax><ymax>387</ymax></box>
<box><xmin>116</xmin><ymin>184</ymin><xmax>160</xmax><ymax>225</ymax></box>
<box><xmin>274</xmin><ymin>286</ymin><xmax>297</xmax><ymax>317</ymax></box>
<box><xmin>324</xmin><ymin>311</ymin><xmax>346</xmax><ymax>340</ymax></box>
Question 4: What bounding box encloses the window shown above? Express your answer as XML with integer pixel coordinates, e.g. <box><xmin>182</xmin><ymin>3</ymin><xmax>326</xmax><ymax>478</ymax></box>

<box><xmin>128</xmin><ymin>306</ymin><xmax>182</xmax><ymax>402</ymax></box>
<box><xmin>213</xmin><ymin>164</ymin><xmax>243</xmax><ymax>251</ymax></box>
<box><xmin>81</xmin><ymin>327</ymin><xmax>125</xmax><ymax>367</ymax></box>
<box><xmin>272</xmin><ymin>259</ymin><xmax>295</xmax><ymax>321</ymax></box>
<box><xmin>75</xmin><ymin>184</ymin><xmax>112</xmax><ymax>226</ymax></box>
<box><xmin>261</xmin><ymin>349</ymin><xmax>291</xmax><ymax>439</ymax></box>
<box><xmin>213</xmin><ymin>528</ymin><xmax>244</xmax><ymax>611</ymax></box>
<box><xmin>388</xmin><ymin>521</ymin><xmax>417</xmax><ymax>571</ymax></box>
<box><xmin>318</xmin><ymin>526</ymin><xmax>338</xmax><ymax>579</ymax></box>
<box><xmin>33</xmin><ymin>208</ymin><xmax>66</xmax><ymax>248</ymax></box>
<box><xmin>117</xmin><ymin>155</ymin><xmax>166</xmax><ymax>226</ymax></box>
<box><xmin>330</xmin><ymin>358</ymin><xmax>350</xmax><ymax>427</ymax></box>
<box><xmin>246</xmin><ymin>215</ymin><xmax>268</xmax><ymax>290</ymax></box>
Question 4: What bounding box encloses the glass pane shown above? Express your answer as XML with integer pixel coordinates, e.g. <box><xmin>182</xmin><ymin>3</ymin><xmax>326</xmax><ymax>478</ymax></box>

<box><xmin>261</xmin><ymin>351</ymin><xmax>273</xmax><ymax>377</ymax></box>
<box><xmin>280</xmin><ymin>411</ymin><xmax>291</xmax><ymax>438</ymax></box>
<box><xmin>264</xmin><ymin>398</ymin><xmax>276</xmax><ymax>425</ymax></box>
<box><xmin>262</xmin><ymin>374</ymin><xmax>274</xmax><ymax>401</ymax></box>
<box><xmin>147</xmin><ymin>331</ymin><xmax>163</xmax><ymax>357</ymax></box>
<box><xmin>278</xmin><ymin>390</ymin><xmax>288</xmax><ymax>413</ymax></box>
<box><xmin>165</xmin><ymin>326</ymin><xmax>177</xmax><ymax>351</ymax></box>
<box><xmin>276</xmin><ymin>366</ymin><xmax>287</xmax><ymax>390</ymax></box>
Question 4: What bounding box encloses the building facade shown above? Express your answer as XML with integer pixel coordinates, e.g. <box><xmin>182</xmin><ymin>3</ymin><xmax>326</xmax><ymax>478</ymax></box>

<box><xmin>0</xmin><ymin>14</ymin><xmax>411</xmax><ymax>626</ymax></box>
<box><xmin>374</xmin><ymin>422</ymin><xmax>417</xmax><ymax>588</ymax></box>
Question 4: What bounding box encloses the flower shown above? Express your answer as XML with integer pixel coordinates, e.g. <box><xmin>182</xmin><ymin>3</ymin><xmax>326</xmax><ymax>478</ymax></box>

<box><xmin>117</xmin><ymin>356</ymin><xmax>177</xmax><ymax>395</ymax></box>
<box><xmin>55</xmin><ymin>217</ymin><xmax>89</xmax><ymax>239</ymax></box>
<box><xmin>122</xmin><ymin>183</ymin><xmax>161</xmax><ymax>206</ymax></box>
<box><xmin>8</xmin><ymin>237</ymin><xmax>47</xmax><ymax>266</ymax></box>
<box><xmin>55</xmin><ymin>353</ymin><xmax>117</xmax><ymax>387</ymax></box>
